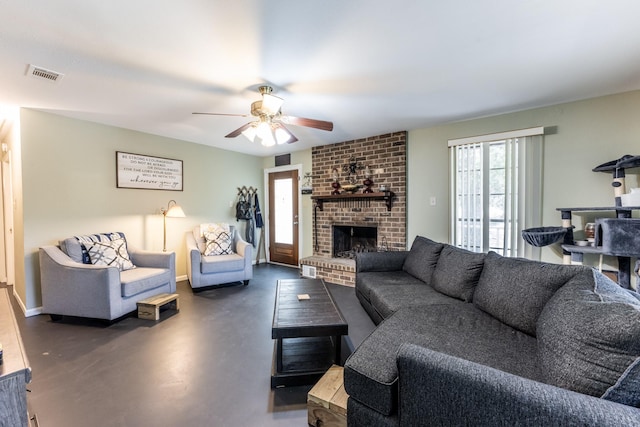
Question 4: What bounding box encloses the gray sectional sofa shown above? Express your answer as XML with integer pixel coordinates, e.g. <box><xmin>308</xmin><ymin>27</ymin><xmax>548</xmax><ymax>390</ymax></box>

<box><xmin>345</xmin><ymin>236</ymin><xmax>640</xmax><ymax>426</ymax></box>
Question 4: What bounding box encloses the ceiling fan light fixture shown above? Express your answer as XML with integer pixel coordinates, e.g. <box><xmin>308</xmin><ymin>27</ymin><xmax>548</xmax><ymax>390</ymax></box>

<box><xmin>275</xmin><ymin>127</ymin><xmax>292</xmax><ymax>144</ymax></box>
<box><xmin>256</xmin><ymin>122</ymin><xmax>276</xmax><ymax>147</ymax></box>
<box><xmin>241</xmin><ymin>124</ymin><xmax>258</xmax><ymax>142</ymax></box>
<box><xmin>196</xmin><ymin>85</ymin><xmax>333</xmax><ymax>147</ymax></box>
<box><xmin>262</xmin><ymin>93</ymin><xmax>284</xmax><ymax>115</ymax></box>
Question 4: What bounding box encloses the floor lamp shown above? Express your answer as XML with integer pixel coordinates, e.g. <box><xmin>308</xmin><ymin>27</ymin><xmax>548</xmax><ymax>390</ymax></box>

<box><xmin>161</xmin><ymin>200</ymin><xmax>185</xmax><ymax>252</ymax></box>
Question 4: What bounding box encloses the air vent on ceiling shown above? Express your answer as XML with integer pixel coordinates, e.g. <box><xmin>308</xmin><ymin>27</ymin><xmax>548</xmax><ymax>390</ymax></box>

<box><xmin>26</xmin><ymin>64</ymin><xmax>64</xmax><ymax>83</ymax></box>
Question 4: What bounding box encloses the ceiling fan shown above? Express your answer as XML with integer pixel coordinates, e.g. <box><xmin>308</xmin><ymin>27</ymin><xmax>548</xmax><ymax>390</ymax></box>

<box><xmin>193</xmin><ymin>86</ymin><xmax>333</xmax><ymax>146</ymax></box>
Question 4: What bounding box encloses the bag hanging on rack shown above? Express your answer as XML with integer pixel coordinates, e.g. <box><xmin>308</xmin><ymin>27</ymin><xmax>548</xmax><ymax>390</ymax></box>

<box><xmin>235</xmin><ymin>194</ymin><xmax>252</xmax><ymax>221</ymax></box>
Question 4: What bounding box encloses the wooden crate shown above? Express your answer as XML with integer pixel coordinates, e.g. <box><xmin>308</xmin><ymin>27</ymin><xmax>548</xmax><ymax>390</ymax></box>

<box><xmin>137</xmin><ymin>293</ymin><xmax>179</xmax><ymax>320</ymax></box>
<box><xmin>307</xmin><ymin>365</ymin><xmax>348</xmax><ymax>427</ymax></box>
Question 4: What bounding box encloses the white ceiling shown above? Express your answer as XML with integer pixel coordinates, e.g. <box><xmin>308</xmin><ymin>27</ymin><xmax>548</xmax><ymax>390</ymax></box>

<box><xmin>2</xmin><ymin>1</ymin><xmax>640</xmax><ymax>156</ymax></box>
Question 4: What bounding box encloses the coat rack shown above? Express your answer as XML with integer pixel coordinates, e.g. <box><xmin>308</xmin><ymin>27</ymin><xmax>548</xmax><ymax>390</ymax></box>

<box><xmin>237</xmin><ymin>186</ymin><xmax>258</xmax><ymax>197</ymax></box>
<box><xmin>236</xmin><ymin>186</ymin><xmax>265</xmax><ymax>263</ymax></box>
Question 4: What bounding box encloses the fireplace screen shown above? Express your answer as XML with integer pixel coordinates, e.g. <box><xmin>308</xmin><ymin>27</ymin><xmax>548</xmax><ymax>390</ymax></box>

<box><xmin>333</xmin><ymin>225</ymin><xmax>378</xmax><ymax>258</ymax></box>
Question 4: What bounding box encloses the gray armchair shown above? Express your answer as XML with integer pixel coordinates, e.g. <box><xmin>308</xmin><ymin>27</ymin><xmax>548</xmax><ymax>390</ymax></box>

<box><xmin>39</xmin><ymin>233</ymin><xmax>176</xmax><ymax>321</ymax></box>
<box><xmin>186</xmin><ymin>225</ymin><xmax>252</xmax><ymax>290</ymax></box>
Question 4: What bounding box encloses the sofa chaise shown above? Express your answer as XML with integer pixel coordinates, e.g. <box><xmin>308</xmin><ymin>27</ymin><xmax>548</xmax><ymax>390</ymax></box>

<box><xmin>345</xmin><ymin>236</ymin><xmax>640</xmax><ymax>426</ymax></box>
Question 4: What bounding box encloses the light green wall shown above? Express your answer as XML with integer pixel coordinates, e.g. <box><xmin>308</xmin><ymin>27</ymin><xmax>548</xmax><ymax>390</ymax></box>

<box><xmin>17</xmin><ymin>89</ymin><xmax>640</xmax><ymax>311</ymax></box>
<box><xmin>21</xmin><ymin>109</ymin><xmax>263</xmax><ymax>310</ymax></box>
<box><xmin>261</xmin><ymin>149</ymin><xmax>314</xmax><ymax>259</ymax></box>
<box><xmin>408</xmin><ymin>89</ymin><xmax>640</xmax><ymax>267</ymax></box>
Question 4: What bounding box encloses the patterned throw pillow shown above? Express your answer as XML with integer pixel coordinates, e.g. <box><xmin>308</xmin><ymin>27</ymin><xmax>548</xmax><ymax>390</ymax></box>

<box><xmin>202</xmin><ymin>223</ymin><xmax>235</xmax><ymax>256</ymax></box>
<box><xmin>75</xmin><ymin>233</ymin><xmax>135</xmax><ymax>271</ymax></box>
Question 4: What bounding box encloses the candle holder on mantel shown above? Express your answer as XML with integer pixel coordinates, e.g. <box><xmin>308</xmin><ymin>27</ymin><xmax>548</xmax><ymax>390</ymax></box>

<box><xmin>363</xmin><ymin>165</ymin><xmax>374</xmax><ymax>193</ymax></box>
<box><xmin>331</xmin><ymin>168</ymin><xmax>341</xmax><ymax>195</ymax></box>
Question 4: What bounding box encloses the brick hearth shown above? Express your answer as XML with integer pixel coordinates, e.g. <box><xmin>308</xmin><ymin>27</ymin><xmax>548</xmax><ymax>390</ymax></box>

<box><xmin>301</xmin><ymin>131</ymin><xmax>407</xmax><ymax>286</ymax></box>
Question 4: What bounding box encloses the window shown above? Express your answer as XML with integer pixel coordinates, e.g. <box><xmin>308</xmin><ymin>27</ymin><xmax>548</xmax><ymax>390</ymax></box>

<box><xmin>449</xmin><ymin>127</ymin><xmax>544</xmax><ymax>258</ymax></box>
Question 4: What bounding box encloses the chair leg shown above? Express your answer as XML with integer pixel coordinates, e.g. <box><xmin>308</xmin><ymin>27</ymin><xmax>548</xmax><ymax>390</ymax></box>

<box><xmin>243</xmin><ymin>280</ymin><xmax>250</xmax><ymax>286</ymax></box>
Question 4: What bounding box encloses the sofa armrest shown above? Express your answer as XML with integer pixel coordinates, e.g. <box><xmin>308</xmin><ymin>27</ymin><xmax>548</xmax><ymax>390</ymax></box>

<box><xmin>396</xmin><ymin>343</ymin><xmax>640</xmax><ymax>427</ymax></box>
<box><xmin>39</xmin><ymin>246</ymin><xmax>122</xmax><ymax>319</ymax></box>
<box><xmin>129</xmin><ymin>249</ymin><xmax>176</xmax><ymax>292</ymax></box>
<box><xmin>234</xmin><ymin>231</ymin><xmax>253</xmax><ymax>278</ymax></box>
<box><xmin>186</xmin><ymin>232</ymin><xmax>202</xmax><ymax>286</ymax></box>
<box><xmin>234</xmin><ymin>232</ymin><xmax>251</xmax><ymax>258</ymax></box>
<box><xmin>129</xmin><ymin>249</ymin><xmax>174</xmax><ymax>270</ymax></box>
<box><xmin>356</xmin><ymin>251</ymin><xmax>408</xmax><ymax>273</ymax></box>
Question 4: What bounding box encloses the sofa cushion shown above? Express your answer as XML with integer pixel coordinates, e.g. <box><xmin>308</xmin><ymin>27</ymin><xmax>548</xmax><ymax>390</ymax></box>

<box><xmin>402</xmin><ymin>236</ymin><xmax>443</xmax><ymax>284</ymax></box>
<box><xmin>431</xmin><ymin>245</ymin><xmax>485</xmax><ymax>302</ymax></box>
<box><xmin>369</xmin><ymin>283</ymin><xmax>464</xmax><ymax>319</ymax></box>
<box><xmin>192</xmin><ymin>226</ymin><xmax>207</xmax><ymax>253</ymax></box>
<box><xmin>202</xmin><ymin>223</ymin><xmax>235</xmax><ymax>255</ymax></box>
<box><xmin>344</xmin><ymin>304</ymin><xmax>539</xmax><ymax>416</ymax></box>
<box><xmin>200</xmin><ymin>254</ymin><xmax>245</xmax><ymax>274</ymax></box>
<box><xmin>356</xmin><ymin>270</ymin><xmax>422</xmax><ymax>303</ymax></box>
<box><xmin>537</xmin><ymin>269</ymin><xmax>640</xmax><ymax>407</ymax></box>
<box><xmin>120</xmin><ymin>267</ymin><xmax>171</xmax><ymax>297</ymax></box>
<box><xmin>473</xmin><ymin>251</ymin><xmax>582</xmax><ymax>336</ymax></box>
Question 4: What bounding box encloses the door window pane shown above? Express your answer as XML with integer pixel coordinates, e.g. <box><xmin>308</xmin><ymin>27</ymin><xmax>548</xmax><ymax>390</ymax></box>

<box><xmin>274</xmin><ymin>178</ymin><xmax>293</xmax><ymax>244</ymax></box>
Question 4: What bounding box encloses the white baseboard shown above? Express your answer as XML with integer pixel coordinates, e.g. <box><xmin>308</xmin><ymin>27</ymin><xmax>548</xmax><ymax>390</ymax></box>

<box><xmin>25</xmin><ymin>306</ymin><xmax>43</xmax><ymax>317</ymax></box>
<box><xmin>11</xmin><ymin>288</ymin><xmax>42</xmax><ymax>317</ymax></box>
<box><xmin>176</xmin><ymin>274</ymin><xmax>188</xmax><ymax>282</ymax></box>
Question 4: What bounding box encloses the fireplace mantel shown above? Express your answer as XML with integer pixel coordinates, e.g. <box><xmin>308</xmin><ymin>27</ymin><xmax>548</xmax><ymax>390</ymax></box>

<box><xmin>311</xmin><ymin>191</ymin><xmax>395</xmax><ymax>211</ymax></box>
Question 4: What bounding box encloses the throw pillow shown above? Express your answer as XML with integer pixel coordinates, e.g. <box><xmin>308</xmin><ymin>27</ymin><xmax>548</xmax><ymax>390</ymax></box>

<box><xmin>203</xmin><ymin>223</ymin><xmax>235</xmax><ymax>256</ymax></box>
<box><xmin>473</xmin><ymin>251</ymin><xmax>582</xmax><ymax>336</ymax></box>
<box><xmin>402</xmin><ymin>236</ymin><xmax>444</xmax><ymax>284</ymax></box>
<box><xmin>537</xmin><ymin>269</ymin><xmax>640</xmax><ymax>407</ymax></box>
<box><xmin>83</xmin><ymin>235</ymin><xmax>135</xmax><ymax>271</ymax></box>
<box><xmin>59</xmin><ymin>237</ymin><xmax>84</xmax><ymax>263</ymax></box>
<box><xmin>431</xmin><ymin>245</ymin><xmax>485</xmax><ymax>302</ymax></box>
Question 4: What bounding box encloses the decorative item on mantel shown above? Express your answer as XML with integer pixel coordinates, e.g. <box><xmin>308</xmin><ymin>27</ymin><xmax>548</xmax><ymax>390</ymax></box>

<box><xmin>301</xmin><ymin>173</ymin><xmax>313</xmax><ymax>194</ymax></box>
<box><xmin>363</xmin><ymin>165</ymin><xmax>374</xmax><ymax>193</ymax></box>
<box><xmin>331</xmin><ymin>168</ymin><xmax>341</xmax><ymax>195</ymax></box>
<box><xmin>342</xmin><ymin>157</ymin><xmax>364</xmax><ymax>184</ymax></box>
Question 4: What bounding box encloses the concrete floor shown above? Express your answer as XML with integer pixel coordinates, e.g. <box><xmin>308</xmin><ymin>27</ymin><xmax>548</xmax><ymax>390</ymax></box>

<box><xmin>13</xmin><ymin>264</ymin><xmax>375</xmax><ymax>427</ymax></box>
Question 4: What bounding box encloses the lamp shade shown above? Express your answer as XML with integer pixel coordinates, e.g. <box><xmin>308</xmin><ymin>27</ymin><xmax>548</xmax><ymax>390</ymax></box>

<box><xmin>165</xmin><ymin>204</ymin><xmax>185</xmax><ymax>218</ymax></box>
<box><xmin>162</xmin><ymin>200</ymin><xmax>185</xmax><ymax>252</ymax></box>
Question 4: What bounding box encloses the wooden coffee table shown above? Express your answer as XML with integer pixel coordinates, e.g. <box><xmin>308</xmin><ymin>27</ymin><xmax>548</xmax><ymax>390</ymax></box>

<box><xmin>271</xmin><ymin>279</ymin><xmax>348</xmax><ymax>388</ymax></box>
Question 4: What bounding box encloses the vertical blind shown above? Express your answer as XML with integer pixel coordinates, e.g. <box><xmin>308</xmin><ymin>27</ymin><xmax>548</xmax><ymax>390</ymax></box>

<box><xmin>448</xmin><ymin>127</ymin><xmax>544</xmax><ymax>259</ymax></box>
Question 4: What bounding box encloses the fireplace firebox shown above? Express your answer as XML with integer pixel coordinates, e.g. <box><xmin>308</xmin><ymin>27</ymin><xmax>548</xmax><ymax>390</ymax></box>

<box><xmin>333</xmin><ymin>225</ymin><xmax>377</xmax><ymax>258</ymax></box>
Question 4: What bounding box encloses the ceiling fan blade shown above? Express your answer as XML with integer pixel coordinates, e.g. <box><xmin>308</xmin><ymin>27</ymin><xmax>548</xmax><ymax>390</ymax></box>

<box><xmin>225</xmin><ymin>122</ymin><xmax>254</xmax><ymax>138</ymax></box>
<box><xmin>272</xmin><ymin>122</ymin><xmax>298</xmax><ymax>144</ymax></box>
<box><xmin>281</xmin><ymin>115</ymin><xmax>333</xmax><ymax>131</ymax></box>
<box><xmin>192</xmin><ymin>112</ymin><xmax>249</xmax><ymax>117</ymax></box>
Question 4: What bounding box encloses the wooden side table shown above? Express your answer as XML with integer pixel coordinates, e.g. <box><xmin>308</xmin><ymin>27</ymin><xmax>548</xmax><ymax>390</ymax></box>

<box><xmin>308</xmin><ymin>365</ymin><xmax>348</xmax><ymax>427</ymax></box>
<box><xmin>137</xmin><ymin>293</ymin><xmax>179</xmax><ymax>320</ymax></box>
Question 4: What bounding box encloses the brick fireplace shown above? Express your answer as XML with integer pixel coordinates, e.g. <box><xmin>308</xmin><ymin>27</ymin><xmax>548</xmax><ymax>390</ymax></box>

<box><xmin>300</xmin><ymin>132</ymin><xmax>407</xmax><ymax>286</ymax></box>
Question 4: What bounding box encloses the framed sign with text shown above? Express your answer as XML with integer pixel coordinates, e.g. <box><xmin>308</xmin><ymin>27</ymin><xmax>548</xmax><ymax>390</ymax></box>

<box><xmin>116</xmin><ymin>151</ymin><xmax>183</xmax><ymax>191</ymax></box>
